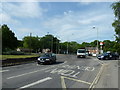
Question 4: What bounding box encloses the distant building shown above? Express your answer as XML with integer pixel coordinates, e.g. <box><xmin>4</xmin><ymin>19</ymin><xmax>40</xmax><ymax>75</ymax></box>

<box><xmin>42</xmin><ymin>48</ymin><xmax>51</xmax><ymax>53</ymax></box>
<box><xmin>16</xmin><ymin>48</ymin><xmax>33</xmax><ymax>53</ymax></box>
<box><xmin>85</xmin><ymin>47</ymin><xmax>99</xmax><ymax>56</ymax></box>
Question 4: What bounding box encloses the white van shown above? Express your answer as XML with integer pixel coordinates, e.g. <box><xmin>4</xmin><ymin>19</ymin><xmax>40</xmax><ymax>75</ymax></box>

<box><xmin>77</xmin><ymin>49</ymin><xmax>86</xmax><ymax>58</ymax></box>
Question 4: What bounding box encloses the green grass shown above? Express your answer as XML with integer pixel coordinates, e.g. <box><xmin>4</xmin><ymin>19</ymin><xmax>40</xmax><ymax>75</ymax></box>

<box><xmin>0</xmin><ymin>55</ymin><xmax>40</xmax><ymax>60</ymax></box>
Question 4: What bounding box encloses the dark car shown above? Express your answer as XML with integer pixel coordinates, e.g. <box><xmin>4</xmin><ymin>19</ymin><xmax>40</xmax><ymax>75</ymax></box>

<box><xmin>97</xmin><ymin>52</ymin><xmax>119</xmax><ymax>60</ymax></box>
<box><xmin>37</xmin><ymin>53</ymin><xmax>56</xmax><ymax>64</ymax></box>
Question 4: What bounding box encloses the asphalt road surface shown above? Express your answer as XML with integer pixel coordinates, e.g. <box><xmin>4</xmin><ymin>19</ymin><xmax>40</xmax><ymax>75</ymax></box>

<box><xmin>2</xmin><ymin>54</ymin><xmax>119</xmax><ymax>89</ymax></box>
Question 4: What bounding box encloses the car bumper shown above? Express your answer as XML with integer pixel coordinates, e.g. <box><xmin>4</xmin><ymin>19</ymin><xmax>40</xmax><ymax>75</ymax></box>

<box><xmin>37</xmin><ymin>60</ymin><xmax>51</xmax><ymax>64</ymax></box>
<box><xmin>77</xmin><ymin>55</ymin><xmax>86</xmax><ymax>58</ymax></box>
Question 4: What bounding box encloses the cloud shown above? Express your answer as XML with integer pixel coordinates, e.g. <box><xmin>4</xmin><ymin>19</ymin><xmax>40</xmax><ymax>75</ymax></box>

<box><xmin>0</xmin><ymin>13</ymin><xmax>20</xmax><ymax>24</ymax></box>
<box><xmin>16</xmin><ymin>27</ymin><xmax>46</xmax><ymax>39</ymax></box>
<box><xmin>78</xmin><ymin>14</ymin><xmax>110</xmax><ymax>24</ymax></box>
<box><xmin>43</xmin><ymin>9</ymin><xmax>114</xmax><ymax>43</ymax></box>
<box><xmin>2</xmin><ymin>2</ymin><xmax>44</xmax><ymax>18</ymax></box>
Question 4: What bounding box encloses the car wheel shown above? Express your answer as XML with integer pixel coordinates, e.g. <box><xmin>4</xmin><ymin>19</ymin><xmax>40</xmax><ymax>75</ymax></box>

<box><xmin>37</xmin><ymin>61</ymin><xmax>40</xmax><ymax>64</ymax></box>
<box><xmin>105</xmin><ymin>57</ymin><xmax>109</xmax><ymax>60</ymax></box>
<box><xmin>54</xmin><ymin>60</ymin><xmax>56</xmax><ymax>63</ymax></box>
<box><xmin>49</xmin><ymin>61</ymin><xmax>52</xmax><ymax>64</ymax></box>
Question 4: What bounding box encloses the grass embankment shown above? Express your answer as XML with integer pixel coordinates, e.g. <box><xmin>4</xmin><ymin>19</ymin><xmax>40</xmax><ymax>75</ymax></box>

<box><xmin>0</xmin><ymin>54</ymin><xmax>40</xmax><ymax>60</ymax></box>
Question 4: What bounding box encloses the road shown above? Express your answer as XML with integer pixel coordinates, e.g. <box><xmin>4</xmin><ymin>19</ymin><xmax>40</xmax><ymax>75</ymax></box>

<box><xmin>2</xmin><ymin>54</ymin><xmax>119</xmax><ymax>89</ymax></box>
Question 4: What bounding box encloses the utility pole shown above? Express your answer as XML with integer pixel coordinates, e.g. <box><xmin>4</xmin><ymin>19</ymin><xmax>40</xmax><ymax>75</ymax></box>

<box><xmin>51</xmin><ymin>35</ymin><xmax>53</xmax><ymax>53</ymax></box>
<box><xmin>67</xmin><ymin>42</ymin><xmax>68</xmax><ymax>54</ymax></box>
<box><xmin>93</xmin><ymin>26</ymin><xmax>99</xmax><ymax>55</ymax></box>
<box><xmin>30</xmin><ymin>33</ymin><xmax>32</xmax><ymax>54</ymax></box>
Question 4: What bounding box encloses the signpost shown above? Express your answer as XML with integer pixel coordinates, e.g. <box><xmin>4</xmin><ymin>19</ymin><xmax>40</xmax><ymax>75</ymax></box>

<box><xmin>100</xmin><ymin>42</ymin><xmax>104</xmax><ymax>54</ymax></box>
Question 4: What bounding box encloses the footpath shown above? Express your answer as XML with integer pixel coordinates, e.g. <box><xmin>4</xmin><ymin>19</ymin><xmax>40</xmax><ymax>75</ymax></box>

<box><xmin>95</xmin><ymin>60</ymin><xmax>119</xmax><ymax>89</ymax></box>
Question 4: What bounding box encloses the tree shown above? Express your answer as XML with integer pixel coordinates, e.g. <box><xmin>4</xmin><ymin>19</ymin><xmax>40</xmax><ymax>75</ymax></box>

<box><xmin>40</xmin><ymin>34</ymin><xmax>60</xmax><ymax>53</ymax></box>
<box><xmin>23</xmin><ymin>36</ymin><xmax>40</xmax><ymax>52</ymax></box>
<box><xmin>18</xmin><ymin>40</ymin><xmax>23</xmax><ymax>47</ymax></box>
<box><xmin>0</xmin><ymin>24</ymin><xmax>18</xmax><ymax>52</ymax></box>
<box><xmin>112</xmin><ymin>2</ymin><xmax>120</xmax><ymax>43</ymax></box>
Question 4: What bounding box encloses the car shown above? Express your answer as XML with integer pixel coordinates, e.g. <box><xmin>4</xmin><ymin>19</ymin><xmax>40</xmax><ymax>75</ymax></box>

<box><xmin>97</xmin><ymin>52</ymin><xmax>119</xmax><ymax>60</ymax></box>
<box><xmin>37</xmin><ymin>53</ymin><xmax>56</xmax><ymax>64</ymax></box>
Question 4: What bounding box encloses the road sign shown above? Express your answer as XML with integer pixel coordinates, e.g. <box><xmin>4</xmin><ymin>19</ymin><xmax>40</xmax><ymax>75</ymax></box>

<box><xmin>100</xmin><ymin>42</ymin><xmax>104</xmax><ymax>45</ymax></box>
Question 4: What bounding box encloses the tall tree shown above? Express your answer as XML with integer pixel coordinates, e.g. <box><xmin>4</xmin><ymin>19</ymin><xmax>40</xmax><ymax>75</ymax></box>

<box><xmin>112</xmin><ymin>2</ymin><xmax>120</xmax><ymax>43</ymax></box>
<box><xmin>40</xmin><ymin>34</ymin><xmax>60</xmax><ymax>53</ymax></box>
<box><xmin>23</xmin><ymin>36</ymin><xmax>40</xmax><ymax>52</ymax></box>
<box><xmin>0</xmin><ymin>24</ymin><xmax>18</xmax><ymax>51</ymax></box>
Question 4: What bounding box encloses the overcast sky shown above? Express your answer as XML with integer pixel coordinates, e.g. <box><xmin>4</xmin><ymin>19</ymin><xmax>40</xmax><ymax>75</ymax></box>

<box><xmin>1</xmin><ymin>2</ymin><xmax>116</xmax><ymax>43</ymax></box>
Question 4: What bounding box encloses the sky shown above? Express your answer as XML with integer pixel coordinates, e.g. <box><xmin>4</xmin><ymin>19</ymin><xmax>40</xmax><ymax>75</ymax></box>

<box><xmin>1</xmin><ymin>1</ymin><xmax>116</xmax><ymax>44</ymax></box>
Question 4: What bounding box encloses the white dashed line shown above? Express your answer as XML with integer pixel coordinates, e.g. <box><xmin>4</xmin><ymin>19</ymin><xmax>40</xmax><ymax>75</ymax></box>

<box><xmin>7</xmin><ymin>66</ymin><xmax>54</xmax><ymax>79</ymax></box>
<box><xmin>7</xmin><ymin>61</ymin><xmax>67</xmax><ymax>79</ymax></box>
<box><xmin>16</xmin><ymin>77</ymin><xmax>52</xmax><ymax>89</ymax></box>
<box><xmin>0</xmin><ymin>70</ymin><xmax>9</xmax><ymax>72</ymax></box>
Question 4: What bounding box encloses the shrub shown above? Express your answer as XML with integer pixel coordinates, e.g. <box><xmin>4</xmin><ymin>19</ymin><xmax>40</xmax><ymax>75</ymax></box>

<box><xmin>2</xmin><ymin>51</ymin><xmax>25</xmax><ymax>55</ymax></box>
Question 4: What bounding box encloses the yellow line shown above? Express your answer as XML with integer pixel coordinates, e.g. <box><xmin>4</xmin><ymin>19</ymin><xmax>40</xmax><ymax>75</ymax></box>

<box><xmin>61</xmin><ymin>76</ymin><xmax>67</xmax><ymax>90</ymax></box>
<box><xmin>63</xmin><ymin>76</ymin><xmax>91</xmax><ymax>85</ymax></box>
<box><xmin>88</xmin><ymin>64</ymin><xmax>106</xmax><ymax>90</ymax></box>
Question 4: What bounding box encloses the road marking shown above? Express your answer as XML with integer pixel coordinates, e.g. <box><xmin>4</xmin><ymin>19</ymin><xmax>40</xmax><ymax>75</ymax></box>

<box><xmin>61</xmin><ymin>76</ymin><xmax>67</xmax><ymax>90</ymax></box>
<box><xmin>7</xmin><ymin>61</ymin><xmax>67</xmax><ymax>80</ymax></box>
<box><xmin>0</xmin><ymin>70</ymin><xmax>9</xmax><ymax>72</ymax></box>
<box><xmin>92</xmin><ymin>57</ymin><xmax>104</xmax><ymax>65</ymax></box>
<box><xmin>89</xmin><ymin>64</ymin><xmax>106</xmax><ymax>90</ymax></box>
<box><xmin>61</xmin><ymin>76</ymin><xmax>91</xmax><ymax>90</ymax></box>
<box><xmin>17</xmin><ymin>77</ymin><xmax>52</xmax><ymax>89</ymax></box>
<box><xmin>63</xmin><ymin>76</ymin><xmax>91</xmax><ymax>85</ymax></box>
<box><xmin>7</xmin><ymin>66</ymin><xmax>55</xmax><ymax>79</ymax></box>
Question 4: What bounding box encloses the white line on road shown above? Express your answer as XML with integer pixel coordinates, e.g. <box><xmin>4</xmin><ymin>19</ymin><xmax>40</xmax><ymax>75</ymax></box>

<box><xmin>16</xmin><ymin>77</ymin><xmax>52</xmax><ymax>89</ymax></box>
<box><xmin>7</xmin><ymin>61</ymin><xmax>67</xmax><ymax>80</ymax></box>
<box><xmin>0</xmin><ymin>70</ymin><xmax>9</xmax><ymax>72</ymax></box>
<box><xmin>7</xmin><ymin>66</ymin><xmax>54</xmax><ymax>79</ymax></box>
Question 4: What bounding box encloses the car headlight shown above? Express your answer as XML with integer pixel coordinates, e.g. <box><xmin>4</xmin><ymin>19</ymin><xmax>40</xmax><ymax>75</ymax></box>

<box><xmin>38</xmin><ymin>58</ymin><xmax>40</xmax><ymax>60</ymax></box>
<box><xmin>101</xmin><ymin>56</ymin><xmax>104</xmax><ymax>58</ymax></box>
<box><xmin>46</xmin><ymin>59</ymin><xmax>50</xmax><ymax>61</ymax></box>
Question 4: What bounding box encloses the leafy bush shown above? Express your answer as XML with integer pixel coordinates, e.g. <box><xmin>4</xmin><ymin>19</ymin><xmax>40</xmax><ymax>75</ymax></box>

<box><xmin>2</xmin><ymin>51</ymin><xmax>25</xmax><ymax>55</ymax></box>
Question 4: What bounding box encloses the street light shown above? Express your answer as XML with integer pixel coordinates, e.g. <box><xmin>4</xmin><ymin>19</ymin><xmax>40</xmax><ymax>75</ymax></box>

<box><xmin>93</xmin><ymin>26</ymin><xmax>99</xmax><ymax>55</ymax></box>
<box><xmin>56</xmin><ymin>35</ymin><xmax>61</xmax><ymax>54</ymax></box>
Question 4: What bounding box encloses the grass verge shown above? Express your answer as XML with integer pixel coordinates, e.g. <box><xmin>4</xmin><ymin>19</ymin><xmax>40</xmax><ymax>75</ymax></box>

<box><xmin>0</xmin><ymin>55</ymin><xmax>40</xmax><ymax>60</ymax></box>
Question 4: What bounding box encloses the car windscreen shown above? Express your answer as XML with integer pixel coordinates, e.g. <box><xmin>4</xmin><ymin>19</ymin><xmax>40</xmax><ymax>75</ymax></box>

<box><xmin>78</xmin><ymin>50</ymin><xmax>85</xmax><ymax>53</ymax></box>
<box><xmin>102</xmin><ymin>53</ymin><xmax>109</xmax><ymax>56</ymax></box>
<box><xmin>41</xmin><ymin>54</ymin><xmax>51</xmax><ymax>57</ymax></box>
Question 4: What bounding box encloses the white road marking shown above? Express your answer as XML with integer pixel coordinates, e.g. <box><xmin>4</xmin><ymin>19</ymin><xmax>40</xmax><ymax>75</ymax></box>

<box><xmin>7</xmin><ymin>66</ymin><xmax>55</xmax><ymax>79</ymax></box>
<box><xmin>17</xmin><ymin>77</ymin><xmax>52</xmax><ymax>89</ymax></box>
<box><xmin>0</xmin><ymin>70</ymin><xmax>9</xmax><ymax>72</ymax></box>
<box><xmin>92</xmin><ymin>58</ymin><xmax>104</xmax><ymax>65</ymax></box>
<box><xmin>7</xmin><ymin>61</ymin><xmax>67</xmax><ymax>79</ymax></box>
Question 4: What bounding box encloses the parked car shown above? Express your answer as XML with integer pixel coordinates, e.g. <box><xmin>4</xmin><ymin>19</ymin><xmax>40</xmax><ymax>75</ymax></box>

<box><xmin>97</xmin><ymin>52</ymin><xmax>119</xmax><ymax>60</ymax></box>
<box><xmin>37</xmin><ymin>53</ymin><xmax>56</xmax><ymax>64</ymax></box>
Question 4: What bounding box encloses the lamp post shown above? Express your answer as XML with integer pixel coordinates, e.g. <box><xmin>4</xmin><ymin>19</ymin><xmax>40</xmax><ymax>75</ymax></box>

<box><xmin>93</xmin><ymin>26</ymin><xmax>99</xmax><ymax>55</ymax></box>
<box><xmin>67</xmin><ymin>42</ymin><xmax>68</xmax><ymax>54</ymax></box>
<box><xmin>56</xmin><ymin>36</ymin><xmax>60</xmax><ymax>54</ymax></box>
<box><xmin>47</xmin><ymin>32</ymin><xmax>53</xmax><ymax>53</ymax></box>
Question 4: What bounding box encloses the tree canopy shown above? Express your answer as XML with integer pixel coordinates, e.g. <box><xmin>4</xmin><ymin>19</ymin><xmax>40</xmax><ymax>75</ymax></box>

<box><xmin>112</xmin><ymin>2</ymin><xmax>120</xmax><ymax>43</ymax></box>
<box><xmin>0</xmin><ymin>24</ymin><xmax>18</xmax><ymax>51</ymax></box>
<box><xmin>1</xmin><ymin>24</ymin><xmax>120</xmax><ymax>54</ymax></box>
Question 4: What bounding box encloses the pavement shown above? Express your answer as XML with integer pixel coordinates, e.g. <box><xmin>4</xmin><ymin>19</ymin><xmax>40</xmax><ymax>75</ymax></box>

<box><xmin>1</xmin><ymin>54</ymin><xmax>119</xmax><ymax>89</ymax></box>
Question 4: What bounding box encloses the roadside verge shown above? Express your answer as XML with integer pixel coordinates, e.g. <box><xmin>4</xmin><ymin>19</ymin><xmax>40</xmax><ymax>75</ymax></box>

<box><xmin>1</xmin><ymin>56</ymin><xmax>39</xmax><ymax>67</ymax></box>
